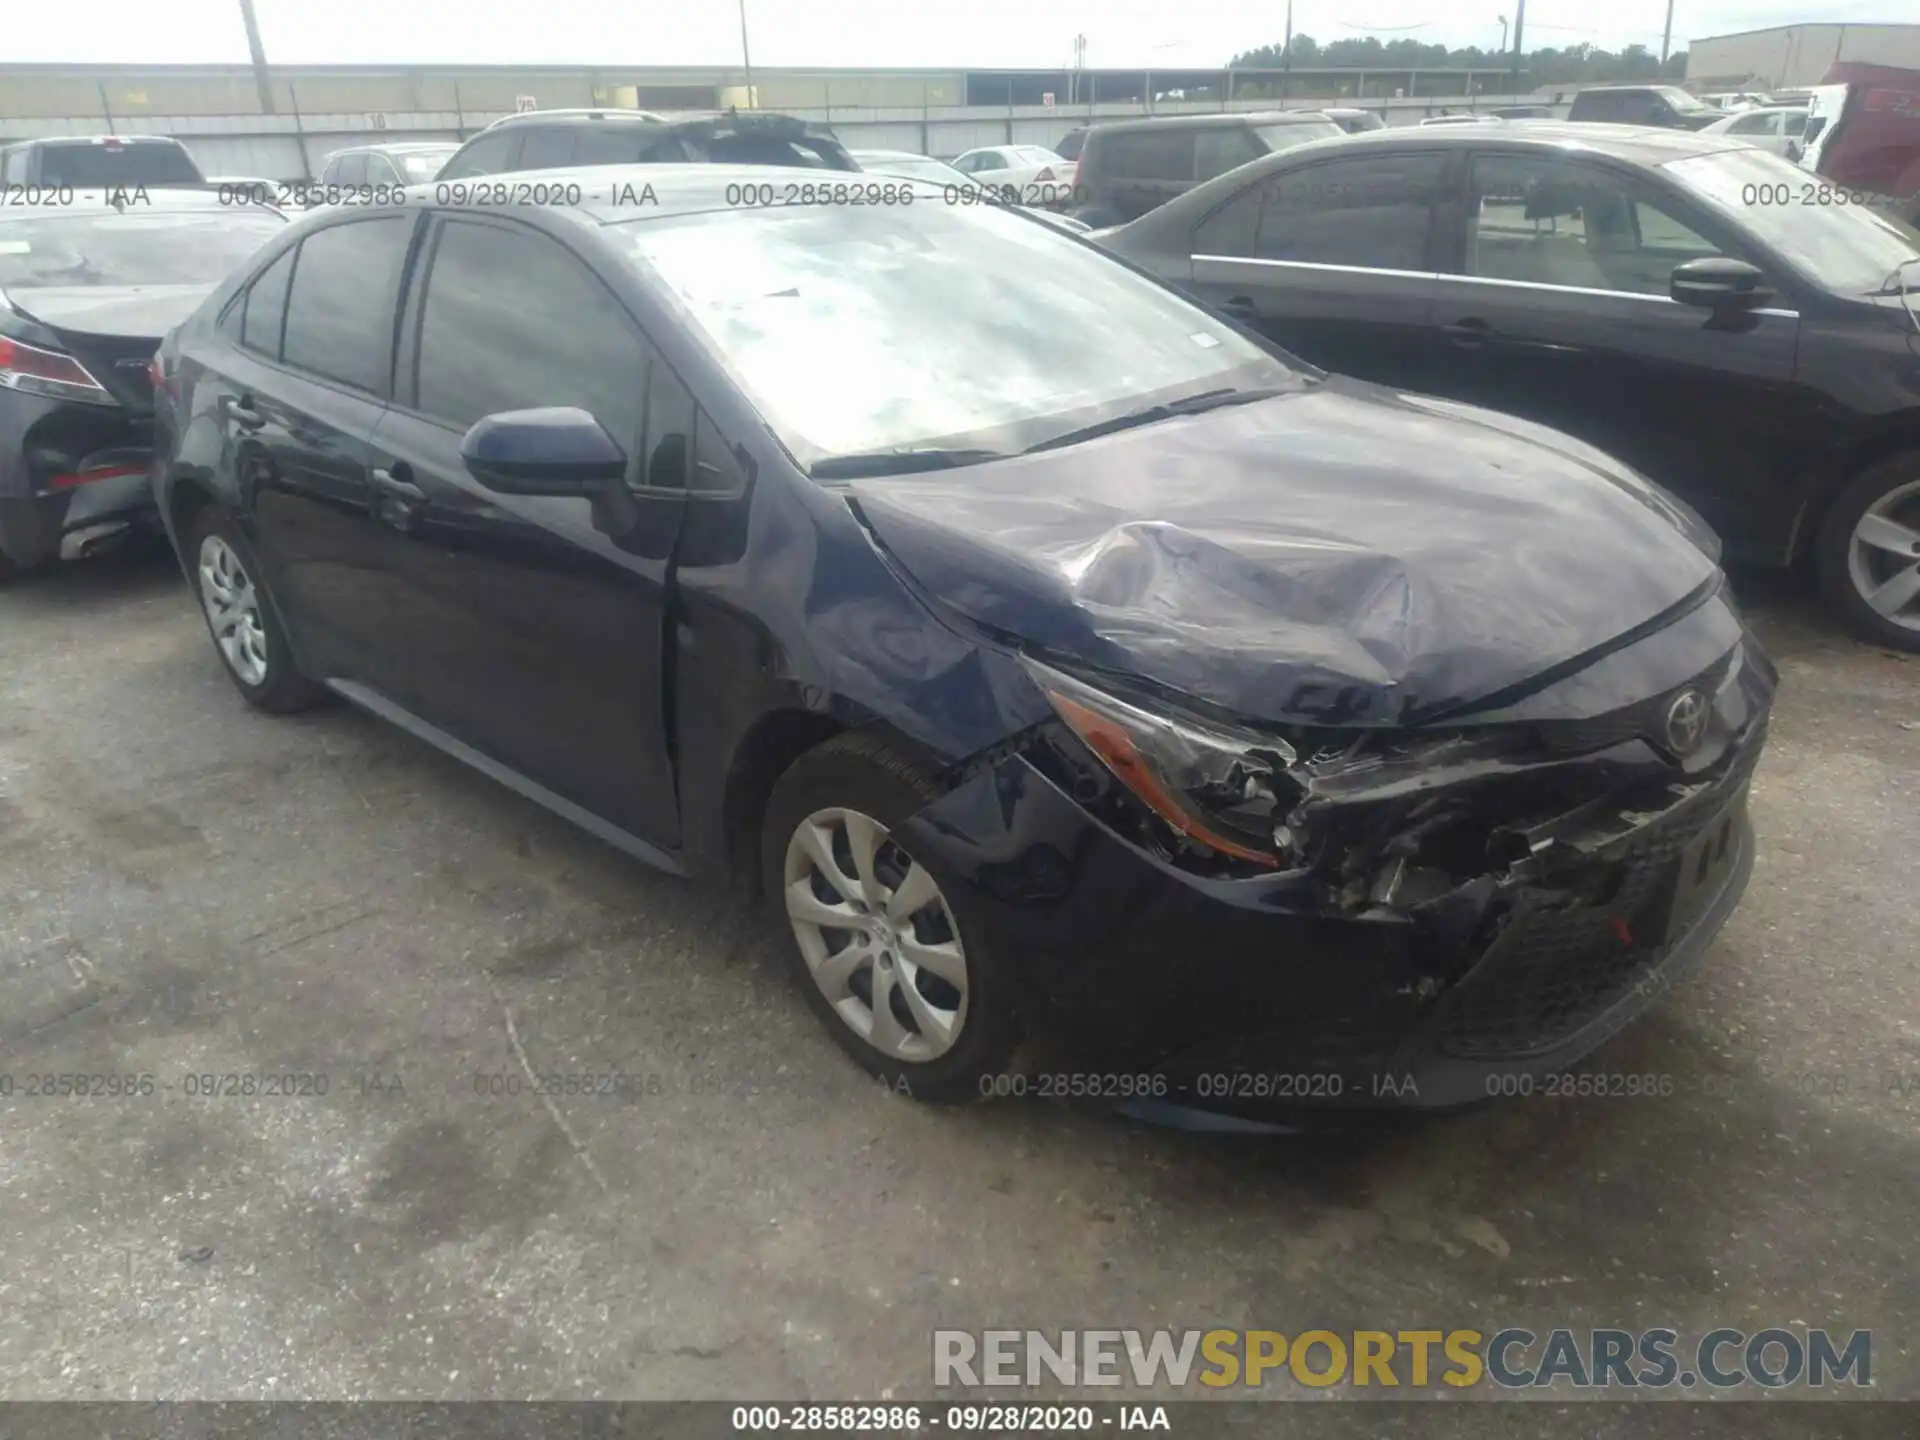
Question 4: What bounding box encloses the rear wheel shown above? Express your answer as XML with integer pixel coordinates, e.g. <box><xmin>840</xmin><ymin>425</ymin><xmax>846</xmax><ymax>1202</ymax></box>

<box><xmin>762</xmin><ymin>732</ymin><xmax>1019</xmax><ymax>1103</ymax></box>
<box><xmin>1815</xmin><ymin>450</ymin><xmax>1920</xmax><ymax>653</ymax></box>
<box><xmin>188</xmin><ymin>509</ymin><xmax>326</xmax><ymax>712</ymax></box>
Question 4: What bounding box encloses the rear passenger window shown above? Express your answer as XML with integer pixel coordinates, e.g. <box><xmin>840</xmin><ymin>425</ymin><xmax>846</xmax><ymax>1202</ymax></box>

<box><xmin>438</xmin><ymin>130</ymin><xmax>519</xmax><ymax>179</ymax></box>
<box><xmin>280</xmin><ymin>217</ymin><xmax>412</xmax><ymax>394</ymax></box>
<box><xmin>240</xmin><ymin>247</ymin><xmax>295</xmax><ymax>358</ymax></box>
<box><xmin>1104</xmin><ymin>132</ymin><xmax>1192</xmax><ymax>181</ymax></box>
<box><xmin>1251</xmin><ymin>154</ymin><xmax>1445</xmax><ymax>270</ymax></box>
<box><xmin>516</xmin><ymin>128</ymin><xmax>575</xmax><ymax>170</ymax></box>
<box><xmin>333</xmin><ymin>153</ymin><xmax>369</xmax><ymax>185</ymax></box>
<box><xmin>413</xmin><ymin>220</ymin><xmax>648</xmax><ymax>479</ymax></box>
<box><xmin>1193</xmin><ymin>128</ymin><xmax>1262</xmax><ymax>181</ymax></box>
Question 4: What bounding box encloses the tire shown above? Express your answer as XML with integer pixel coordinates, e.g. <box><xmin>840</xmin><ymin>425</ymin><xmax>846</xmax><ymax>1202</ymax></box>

<box><xmin>761</xmin><ymin>730</ymin><xmax>1020</xmax><ymax>1103</ymax></box>
<box><xmin>186</xmin><ymin>507</ymin><xmax>327</xmax><ymax>713</ymax></box>
<box><xmin>1814</xmin><ymin>449</ymin><xmax>1920</xmax><ymax>653</ymax></box>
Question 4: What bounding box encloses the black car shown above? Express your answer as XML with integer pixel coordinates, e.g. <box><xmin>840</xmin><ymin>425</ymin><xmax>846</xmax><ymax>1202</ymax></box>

<box><xmin>1098</xmin><ymin>123</ymin><xmax>1920</xmax><ymax>651</ymax></box>
<box><xmin>0</xmin><ymin>135</ymin><xmax>206</xmax><ymax>190</ymax></box>
<box><xmin>1566</xmin><ymin>86</ymin><xmax>1721</xmax><ymax>131</ymax></box>
<box><xmin>0</xmin><ymin>192</ymin><xmax>285</xmax><ymax>579</ymax></box>
<box><xmin>435</xmin><ymin>109</ymin><xmax>858</xmax><ymax>180</ymax></box>
<box><xmin>1069</xmin><ymin>111</ymin><xmax>1345</xmax><ymax>227</ymax></box>
<box><xmin>1322</xmin><ymin>108</ymin><xmax>1387</xmax><ymax>134</ymax></box>
<box><xmin>151</xmin><ymin>165</ymin><xmax>1772</xmax><ymax>1120</ymax></box>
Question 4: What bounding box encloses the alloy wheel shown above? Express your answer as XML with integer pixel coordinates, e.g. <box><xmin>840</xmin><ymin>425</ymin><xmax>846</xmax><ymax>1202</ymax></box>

<box><xmin>783</xmin><ymin>807</ymin><xmax>969</xmax><ymax>1062</ymax></box>
<box><xmin>1847</xmin><ymin>479</ymin><xmax>1920</xmax><ymax>635</ymax></box>
<box><xmin>197</xmin><ymin>534</ymin><xmax>270</xmax><ymax>687</ymax></box>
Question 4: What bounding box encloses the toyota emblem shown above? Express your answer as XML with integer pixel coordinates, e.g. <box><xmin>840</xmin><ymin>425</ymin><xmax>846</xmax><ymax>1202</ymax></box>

<box><xmin>1662</xmin><ymin>688</ymin><xmax>1710</xmax><ymax>755</ymax></box>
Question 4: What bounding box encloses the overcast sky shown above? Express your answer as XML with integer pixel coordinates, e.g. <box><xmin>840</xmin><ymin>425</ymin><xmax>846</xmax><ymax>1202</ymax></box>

<box><xmin>8</xmin><ymin>0</ymin><xmax>1900</xmax><ymax>70</ymax></box>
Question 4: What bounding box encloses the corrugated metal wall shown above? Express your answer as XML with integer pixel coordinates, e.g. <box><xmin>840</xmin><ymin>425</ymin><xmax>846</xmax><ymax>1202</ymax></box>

<box><xmin>1688</xmin><ymin>23</ymin><xmax>1920</xmax><ymax>88</ymax></box>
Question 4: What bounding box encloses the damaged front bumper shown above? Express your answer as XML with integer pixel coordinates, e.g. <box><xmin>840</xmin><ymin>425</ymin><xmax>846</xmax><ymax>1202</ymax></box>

<box><xmin>895</xmin><ymin>630</ymin><xmax>1773</xmax><ymax>1116</ymax></box>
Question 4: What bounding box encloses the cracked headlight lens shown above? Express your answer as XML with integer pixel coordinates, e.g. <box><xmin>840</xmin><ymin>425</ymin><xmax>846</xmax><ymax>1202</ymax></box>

<box><xmin>1023</xmin><ymin>656</ymin><xmax>1298</xmax><ymax>868</ymax></box>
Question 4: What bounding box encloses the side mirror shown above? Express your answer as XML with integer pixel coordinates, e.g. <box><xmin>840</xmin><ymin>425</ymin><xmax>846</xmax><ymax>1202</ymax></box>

<box><xmin>460</xmin><ymin>407</ymin><xmax>627</xmax><ymax>496</ymax></box>
<box><xmin>1671</xmin><ymin>257</ymin><xmax>1774</xmax><ymax>313</ymax></box>
<box><xmin>1785</xmin><ymin>141</ymin><xmax>1803</xmax><ymax>163</ymax></box>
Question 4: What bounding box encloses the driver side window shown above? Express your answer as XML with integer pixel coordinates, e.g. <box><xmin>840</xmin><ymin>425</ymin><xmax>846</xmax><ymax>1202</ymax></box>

<box><xmin>1466</xmin><ymin>154</ymin><xmax>1738</xmax><ymax>297</ymax></box>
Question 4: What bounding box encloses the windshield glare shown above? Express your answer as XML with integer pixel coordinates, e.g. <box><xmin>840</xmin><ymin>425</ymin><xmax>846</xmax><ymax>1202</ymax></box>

<box><xmin>1255</xmin><ymin>122</ymin><xmax>1342</xmax><ymax>152</ymax></box>
<box><xmin>0</xmin><ymin>211</ymin><xmax>287</xmax><ymax>288</ymax></box>
<box><xmin>620</xmin><ymin>202</ymin><xmax>1293</xmax><ymax>465</ymax></box>
<box><xmin>1663</xmin><ymin>148</ymin><xmax>1920</xmax><ymax>293</ymax></box>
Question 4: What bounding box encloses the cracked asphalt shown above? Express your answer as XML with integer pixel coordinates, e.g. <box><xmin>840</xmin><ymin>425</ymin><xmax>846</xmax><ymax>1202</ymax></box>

<box><xmin>1</xmin><ymin>540</ymin><xmax>1916</xmax><ymax>1433</ymax></box>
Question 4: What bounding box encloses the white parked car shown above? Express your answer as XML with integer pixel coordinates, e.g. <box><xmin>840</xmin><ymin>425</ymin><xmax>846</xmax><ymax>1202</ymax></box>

<box><xmin>949</xmin><ymin>144</ymin><xmax>1077</xmax><ymax>203</ymax></box>
<box><xmin>1700</xmin><ymin>105</ymin><xmax>1810</xmax><ymax>159</ymax></box>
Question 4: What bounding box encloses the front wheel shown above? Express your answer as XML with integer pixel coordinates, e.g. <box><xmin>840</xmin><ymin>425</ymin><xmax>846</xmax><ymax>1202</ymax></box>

<box><xmin>188</xmin><ymin>509</ymin><xmax>327</xmax><ymax>712</ymax></box>
<box><xmin>762</xmin><ymin>731</ymin><xmax>1020</xmax><ymax>1103</ymax></box>
<box><xmin>1815</xmin><ymin>450</ymin><xmax>1920</xmax><ymax>653</ymax></box>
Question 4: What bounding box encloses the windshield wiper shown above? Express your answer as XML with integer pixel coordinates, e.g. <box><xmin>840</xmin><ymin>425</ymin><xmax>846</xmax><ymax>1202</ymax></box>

<box><xmin>810</xmin><ymin>447</ymin><xmax>1009</xmax><ymax>479</ymax></box>
<box><xmin>1022</xmin><ymin>386</ymin><xmax>1286</xmax><ymax>455</ymax></box>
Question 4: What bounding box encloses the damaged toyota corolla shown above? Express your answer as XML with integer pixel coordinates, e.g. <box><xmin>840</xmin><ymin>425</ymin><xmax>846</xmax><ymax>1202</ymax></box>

<box><xmin>152</xmin><ymin>168</ymin><xmax>1773</xmax><ymax>1121</ymax></box>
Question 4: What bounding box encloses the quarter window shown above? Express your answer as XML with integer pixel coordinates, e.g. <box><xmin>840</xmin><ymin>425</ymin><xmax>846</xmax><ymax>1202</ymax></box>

<box><xmin>333</xmin><ymin>152</ymin><xmax>369</xmax><ymax>186</ymax></box>
<box><xmin>1467</xmin><ymin>155</ymin><xmax>1734</xmax><ymax>296</ymax></box>
<box><xmin>239</xmin><ymin>247</ymin><xmax>295</xmax><ymax>358</ymax></box>
<box><xmin>280</xmin><ymin>218</ymin><xmax>412</xmax><ymax>394</ymax></box>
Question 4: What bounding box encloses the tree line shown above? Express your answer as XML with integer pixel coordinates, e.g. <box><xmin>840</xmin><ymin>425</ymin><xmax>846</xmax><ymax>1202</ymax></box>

<box><xmin>1228</xmin><ymin>36</ymin><xmax>1688</xmax><ymax>88</ymax></box>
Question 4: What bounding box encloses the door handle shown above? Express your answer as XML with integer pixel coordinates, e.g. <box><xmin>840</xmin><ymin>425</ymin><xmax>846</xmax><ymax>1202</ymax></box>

<box><xmin>225</xmin><ymin>394</ymin><xmax>267</xmax><ymax>431</ymax></box>
<box><xmin>371</xmin><ymin>461</ymin><xmax>424</xmax><ymax>535</ymax></box>
<box><xmin>1442</xmin><ymin>317</ymin><xmax>1493</xmax><ymax>348</ymax></box>
<box><xmin>371</xmin><ymin>462</ymin><xmax>423</xmax><ymax>501</ymax></box>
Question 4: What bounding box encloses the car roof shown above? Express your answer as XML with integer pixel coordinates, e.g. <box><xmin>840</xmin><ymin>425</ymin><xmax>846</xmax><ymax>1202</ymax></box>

<box><xmin>851</xmin><ymin>149</ymin><xmax>934</xmax><ymax>161</ymax></box>
<box><xmin>331</xmin><ymin>140</ymin><xmax>459</xmax><ymax>155</ymax></box>
<box><xmin>3</xmin><ymin>133</ymin><xmax>188</xmax><ymax>148</ymax></box>
<box><xmin>1298</xmin><ymin>121</ymin><xmax>1746</xmax><ymax>163</ymax></box>
<box><xmin>1090</xmin><ymin>110</ymin><xmax>1334</xmax><ymax>135</ymax></box>
<box><xmin>481</xmin><ymin>108</ymin><xmax>825</xmax><ymax>133</ymax></box>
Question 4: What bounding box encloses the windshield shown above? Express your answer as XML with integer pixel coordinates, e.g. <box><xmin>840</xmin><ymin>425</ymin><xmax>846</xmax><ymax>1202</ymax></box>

<box><xmin>1255</xmin><ymin>121</ymin><xmax>1342</xmax><ymax>151</ymax></box>
<box><xmin>619</xmin><ymin>201</ymin><xmax>1295</xmax><ymax>465</ymax></box>
<box><xmin>0</xmin><ymin>210</ymin><xmax>287</xmax><ymax>288</ymax></box>
<box><xmin>399</xmin><ymin>149</ymin><xmax>458</xmax><ymax>181</ymax></box>
<box><xmin>1664</xmin><ymin>148</ymin><xmax>1920</xmax><ymax>293</ymax></box>
<box><xmin>37</xmin><ymin>142</ymin><xmax>203</xmax><ymax>187</ymax></box>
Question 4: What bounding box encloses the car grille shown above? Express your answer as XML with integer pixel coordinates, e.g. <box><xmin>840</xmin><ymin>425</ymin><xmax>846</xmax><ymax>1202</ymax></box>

<box><xmin>1531</xmin><ymin>653</ymin><xmax>1734</xmax><ymax>757</ymax></box>
<box><xmin>1434</xmin><ymin>740</ymin><xmax>1759</xmax><ymax>1061</ymax></box>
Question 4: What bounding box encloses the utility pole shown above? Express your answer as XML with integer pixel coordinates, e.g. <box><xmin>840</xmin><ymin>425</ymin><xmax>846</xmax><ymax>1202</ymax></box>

<box><xmin>1510</xmin><ymin>0</ymin><xmax>1526</xmax><ymax>97</ymax></box>
<box><xmin>1661</xmin><ymin>0</ymin><xmax>1675</xmax><ymax>66</ymax></box>
<box><xmin>237</xmin><ymin>0</ymin><xmax>276</xmax><ymax>114</ymax></box>
<box><xmin>738</xmin><ymin>0</ymin><xmax>756</xmax><ymax>108</ymax></box>
<box><xmin>1281</xmin><ymin>0</ymin><xmax>1294</xmax><ymax>101</ymax></box>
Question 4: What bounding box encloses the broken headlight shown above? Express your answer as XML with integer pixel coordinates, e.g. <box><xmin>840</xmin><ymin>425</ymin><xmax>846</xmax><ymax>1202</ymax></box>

<box><xmin>1023</xmin><ymin>656</ymin><xmax>1299</xmax><ymax>869</ymax></box>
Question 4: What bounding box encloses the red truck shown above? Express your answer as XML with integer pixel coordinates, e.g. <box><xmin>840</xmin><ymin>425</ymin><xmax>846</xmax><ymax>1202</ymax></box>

<box><xmin>1798</xmin><ymin>62</ymin><xmax>1920</xmax><ymax>226</ymax></box>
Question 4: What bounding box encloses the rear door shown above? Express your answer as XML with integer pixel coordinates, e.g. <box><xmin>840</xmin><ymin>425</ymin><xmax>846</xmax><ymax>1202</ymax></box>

<box><xmin>1422</xmin><ymin>148</ymin><xmax>1808</xmax><ymax>559</ymax></box>
<box><xmin>1186</xmin><ymin>149</ymin><xmax>1450</xmax><ymax>390</ymax></box>
<box><xmin>218</xmin><ymin>214</ymin><xmax>421</xmax><ymax>695</ymax></box>
<box><xmin>368</xmin><ymin>214</ymin><xmax>689</xmax><ymax>844</ymax></box>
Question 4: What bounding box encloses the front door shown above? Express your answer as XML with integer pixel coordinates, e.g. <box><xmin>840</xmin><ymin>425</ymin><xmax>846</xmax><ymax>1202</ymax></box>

<box><xmin>371</xmin><ymin>214</ymin><xmax>688</xmax><ymax>846</ymax></box>
<box><xmin>1186</xmin><ymin>150</ymin><xmax>1450</xmax><ymax>392</ymax></box>
<box><xmin>1424</xmin><ymin>150</ymin><xmax>1808</xmax><ymax>560</ymax></box>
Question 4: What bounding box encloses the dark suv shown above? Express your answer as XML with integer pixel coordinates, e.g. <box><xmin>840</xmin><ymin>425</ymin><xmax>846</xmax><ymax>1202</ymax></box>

<box><xmin>1070</xmin><ymin>111</ymin><xmax>1344</xmax><ymax>226</ymax></box>
<box><xmin>1566</xmin><ymin>87</ymin><xmax>1720</xmax><ymax>130</ymax></box>
<box><xmin>436</xmin><ymin>109</ymin><xmax>858</xmax><ymax>179</ymax></box>
<box><xmin>0</xmin><ymin>135</ymin><xmax>205</xmax><ymax>189</ymax></box>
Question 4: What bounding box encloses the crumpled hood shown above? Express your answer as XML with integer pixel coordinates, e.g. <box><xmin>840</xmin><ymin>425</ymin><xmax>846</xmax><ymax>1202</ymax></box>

<box><xmin>847</xmin><ymin>377</ymin><xmax>1721</xmax><ymax>726</ymax></box>
<box><xmin>3</xmin><ymin>284</ymin><xmax>215</xmax><ymax>342</ymax></box>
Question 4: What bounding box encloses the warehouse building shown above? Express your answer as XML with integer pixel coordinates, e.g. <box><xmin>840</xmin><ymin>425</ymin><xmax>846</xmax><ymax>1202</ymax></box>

<box><xmin>0</xmin><ymin>60</ymin><xmax>1523</xmax><ymax>180</ymax></box>
<box><xmin>1687</xmin><ymin>22</ymin><xmax>1920</xmax><ymax>89</ymax></box>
